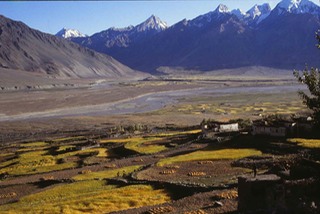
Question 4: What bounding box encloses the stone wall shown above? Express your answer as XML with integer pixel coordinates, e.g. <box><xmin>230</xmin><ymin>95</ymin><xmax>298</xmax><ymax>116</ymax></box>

<box><xmin>238</xmin><ymin>174</ymin><xmax>284</xmax><ymax>212</ymax></box>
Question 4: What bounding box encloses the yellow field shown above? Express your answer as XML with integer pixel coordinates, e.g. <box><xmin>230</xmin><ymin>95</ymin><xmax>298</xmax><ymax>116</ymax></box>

<box><xmin>287</xmin><ymin>138</ymin><xmax>320</xmax><ymax>148</ymax></box>
<box><xmin>157</xmin><ymin>148</ymin><xmax>262</xmax><ymax>166</ymax></box>
<box><xmin>125</xmin><ymin>137</ymin><xmax>167</xmax><ymax>154</ymax></box>
<box><xmin>0</xmin><ymin>147</ymin><xmax>109</xmax><ymax>175</ymax></box>
<box><xmin>16</xmin><ymin>141</ymin><xmax>49</xmax><ymax>152</ymax></box>
<box><xmin>172</xmin><ymin>101</ymin><xmax>304</xmax><ymax>116</ymax></box>
<box><xmin>0</xmin><ymin>150</ymin><xmax>76</xmax><ymax>175</ymax></box>
<box><xmin>149</xmin><ymin>129</ymin><xmax>201</xmax><ymax>137</ymax></box>
<box><xmin>151</xmin><ymin>91</ymin><xmax>305</xmax><ymax>117</ymax></box>
<box><xmin>99</xmin><ymin>130</ymin><xmax>200</xmax><ymax>155</ymax></box>
<box><xmin>0</xmin><ymin>129</ymin><xmax>200</xmax><ymax>176</ymax></box>
<box><xmin>51</xmin><ymin>136</ymin><xmax>85</xmax><ymax>142</ymax></box>
<box><xmin>73</xmin><ymin>165</ymin><xmax>142</xmax><ymax>181</ymax></box>
<box><xmin>0</xmin><ymin>181</ymin><xmax>171</xmax><ymax>214</ymax></box>
<box><xmin>57</xmin><ymin>145</ymin><xmax>75</xmax><ymax>152</ymax></box>
<box><xmin>100</xmin><ymin>137</ymin><xmax>166</xmax><ymax>154</ymax></box>
<box><xmin>94</xmin><ymin>148</ymin><xmax>108</xmax><ymax>157</ymax></box>
<box><xmin>20</xmin><ymin>141</ymin><xmax>48</xmax><ymax>147</ymax></box>
<box><xmin>0</xmin><ymin>153</ymin><xmax>14</xmax><ymax>158</ymax></box>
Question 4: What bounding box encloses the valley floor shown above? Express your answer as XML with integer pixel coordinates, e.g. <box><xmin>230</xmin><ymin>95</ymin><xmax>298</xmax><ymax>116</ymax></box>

<box><xmin>0</xmin><ymin>70</ymin><xmax>315</xmax><ymax>213</ymax></box>
<box><xmin>0</xmin><ymin>70</ymin><xmax>306</xmax><ymax>123</ymax></box>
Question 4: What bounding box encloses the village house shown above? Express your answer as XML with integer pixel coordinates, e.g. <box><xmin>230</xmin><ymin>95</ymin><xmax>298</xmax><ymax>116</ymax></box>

<box><xmin>201</xmin><ymin>120</ymin><xmax>239</xmax><ymax>139</ymax></box>
<box><xmin>202</xmin><ymin>121</ymin><xmax>239</xmax><ymax>133</ymax></box>
<box><xmin>252</xmin><ymin>116</ymin><xmax>313</xmax><ymax>137</ymax></box>
<box><xmin>252</xmin><ymin>121</ymin><xmax>289</xmax><ymax>137</ymax></box>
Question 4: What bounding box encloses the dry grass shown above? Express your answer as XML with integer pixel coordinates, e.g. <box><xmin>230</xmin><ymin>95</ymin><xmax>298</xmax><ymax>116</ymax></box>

<box><xmin>0</xmin><ymin>147</ymin><xmax>109</xmax><ymax>176</ymax></box>
<box><xmin>51</xmin><ymin>136</ymin><xmax>85</xmax><ymax>142</ymax></box>
<box><xmin>149</xmin><ymin>129</ymin><xmax>201</xmax><ymax>137</ymax></box>
<box><xmin>20</xmin><ymin>141</ymin><xmax>48</xmax><ymax>147</ymax></box>
<box><xmin>0</xmin><ymin>150</ymin><xmax>76</xmax><ymax>176</ymax></box>
<box><xmin>187</xmin><ymin>172</ymin><xmax>206</xmax><ymax>176</ymax></box>
<box><xmin>79</xmin><ymin>169</ymin><xmax>92</xmax><ymax>174</ymax></box>
<box><xmin>183</xmin><ymin>210</ymin><xmax>207</xmax><ymax>214</ymax></box>
<box><xmin>56</xmin><ymin>147</ymin><xmax>108</xmax><ymax>159</ymax></box>
<box><xmin>99</xmin><ymin>138</ymin><xmax>134</xmax><ymax>144</ymax></box>
<box><xmin>159</xmin><ymin>169</ymin><xmax>176</xmax><ymax>175</ymax></box>
<box><xmin>217</xmin><ymin>190</ymin><xmax>238</xmax><ymax>199</ymax></box>
<box><xmin>57</xmin><ymin>145</ymin><xmax>75</xmax><ymax>152</ymax></box>
<box><xmin>146</xmin><ymin>206</ymin><xmax>174</xmax><ymax>214</ymax></box>
<box><xmin>157</xmin><ymin>149</ymin><xmax>262</xmax><ymax>166</ymax></box>
<box><xmin>152</xmin><ymin>91</ymin><xmax>304</xmax><ymax>118</ymax></box>
<box><xmin>0</xmin><ymin>153</ymin><xmax>14</xmax><ymax>157</ymax></box>
<box><xmin>287</xmin><ymin>138</ymin><xmax>320</xmax><ymax>148</ymax></box>
<box><xmin>99</xmin><ymin>129</ymin><xmax>200</xmax><ymax>155</ymax></box>
<box><xmin>0</xmin><ymin>192</ymin><xmax>17</xmax><ymax>199</ymax></box>
<box><xmin>125</xmin><ymin>138</ymin><xmax>166</xmax><ymax>154</ymax></box>
<box><xmin>73</xmin><ymin>165</ymin><xmax>142</xmax><ymax>181</ymax></box>
<box><xmin>94</xmin><ymin>148</ymin><xmax>108</xmax><ymax>157</ymax></box>
<box><xmin>0</xmin><ymin>181</ymin><xmax>171</xmax><ymax>213</ymax></box>
<box><xmin>16</xmin><ymin>141</ymin><xmax>49</xmax><ymax>153</ymax></box>
<box><xmin>100</xmin><ymin>137</ymin><xmax>166</xmax><ymax>154</ymax></box>
<box><xmin>171</xmin><ymin>101</ymin><xmax>304</xmax><ymax>116</ymax></box>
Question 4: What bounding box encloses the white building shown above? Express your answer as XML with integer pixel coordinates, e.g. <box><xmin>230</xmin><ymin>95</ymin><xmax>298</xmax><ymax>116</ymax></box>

<box><xmin>202</xmin><ymin>121</ymin><xmax>239</xmax><ymax>133</ymax></box>
<box><xmin>219</xmin><ymin>123</ymin><xmax>239</xmax><ymax>133</ymax></box>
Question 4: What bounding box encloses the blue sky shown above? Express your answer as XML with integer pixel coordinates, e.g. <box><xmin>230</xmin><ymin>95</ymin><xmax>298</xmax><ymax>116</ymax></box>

<box><xmin>0</xmin><ymin>0</ymin><xmax>319</xmax><ymax>36</ymax></box>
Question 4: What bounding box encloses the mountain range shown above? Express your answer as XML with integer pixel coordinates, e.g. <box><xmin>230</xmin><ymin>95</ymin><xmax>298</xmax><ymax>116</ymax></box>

<box><xmin>58</xmin><ymin>0</ymin><xmax>320</xmax><ymax>73</ymax></box>
<box><xmin>0</xmin><ymin>15</ymin><xmax>139</xmax><ymax>79</ymax></box>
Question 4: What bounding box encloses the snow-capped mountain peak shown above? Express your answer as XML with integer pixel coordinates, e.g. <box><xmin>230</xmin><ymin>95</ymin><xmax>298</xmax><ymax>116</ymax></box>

<box><xmin>278</xmin><ymin>0</ymin><xmax>302</xmax><ymax>12</ymax></box>
<box><xmin>135</xmin><ymin>15</ymin><xmax>167</xmax><ymax>32</ymax></box>
<box><xmin>214</xmin><ymin>4</ymin><xmax>230</xmax><ymax>14</ymax></box>
<box><xmin>189</xmin><ymin>4</ymin><xmax>231</xmax><ymax>28</ymax></box>
<box><xmin>56</xmin><ymin>28</ymin><xmax>87</xmax><ymax>39</ymax></box>
<box><xmin>246</xmin><ymin>3</ymin><xmax>271</xmax><ymax>19</ymax></box>
<box><xmin>276</xmin><ymin>0</ymin><xmax>320</xmax><ymax>15</ymax></box>
<box><xmin>244</xmin><ymin>3</ymin><xmax>271</xmax><ymax>25</ymax></box>
<box><xmin>231</xmin><ymin>9</ymin><xmax>246</xmax><ymax>19</ymax></box>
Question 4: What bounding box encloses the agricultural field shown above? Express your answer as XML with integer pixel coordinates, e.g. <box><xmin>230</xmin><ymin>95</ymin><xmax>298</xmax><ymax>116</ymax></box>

<box><xmin>1</xmin><ymin>123</ymin><xmax>317</xmax><ymax>213</ymax></box>
<box><xmin>150</xmin><ymin>92</ymin><xmax>305</xmax><ymax>119</ymax></box>
<box><xmin>0</xmin><ymin>137</ymin><xmax>109</xmax><ymax>176</ymax></box>
<box><xmin>0</xmin><ymin>181</ymin><xmax>171</xmax><ymax>213</ymax></box>
<box><xmin>287</xmin><ymin>138</ymin><xmax>320</xmax><ymax>148</ymax></box>
<box><xmin>0</xmin><ymin>128</ymin><xmax>257</xmax><ymax>213</ymax></box>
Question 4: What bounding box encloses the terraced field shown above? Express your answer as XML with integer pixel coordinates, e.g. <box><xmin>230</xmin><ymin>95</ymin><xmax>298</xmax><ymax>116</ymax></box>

<box><xmin>0</xmin><ymin>74</ymin><xmax>315</xmax><ymax>213</ymax></box>
<box><xmin>1</xmin><ymin>126</ymin><xmax>314</xmax><ymax>213</ymax></box>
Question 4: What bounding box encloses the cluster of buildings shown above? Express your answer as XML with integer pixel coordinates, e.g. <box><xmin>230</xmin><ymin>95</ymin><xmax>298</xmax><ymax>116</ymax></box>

<box><xmin>201</xmin><ymin>116</ymin><xmax>313</xmax><ymax>138</ymax></box>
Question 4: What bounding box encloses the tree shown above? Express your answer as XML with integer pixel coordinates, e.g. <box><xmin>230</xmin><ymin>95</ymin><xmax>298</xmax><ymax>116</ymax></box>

<box><xmin>293</xmin><ymin>30</ymin><xmax>320</xmax><ymax>127</ymax></box>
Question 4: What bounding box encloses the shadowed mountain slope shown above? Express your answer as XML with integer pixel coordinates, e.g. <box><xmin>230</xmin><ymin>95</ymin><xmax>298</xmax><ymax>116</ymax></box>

<box><xmin>0</xmin><ymin>15</ymin><xmax>141</xmax><ymax>79</ymax></box>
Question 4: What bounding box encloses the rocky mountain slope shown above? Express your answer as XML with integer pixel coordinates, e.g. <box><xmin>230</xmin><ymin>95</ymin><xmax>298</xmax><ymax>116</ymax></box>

<box><xmin>0</xmin><ymin>15</ymin><xmax>140</xmax><ymax>79</ymax></box>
